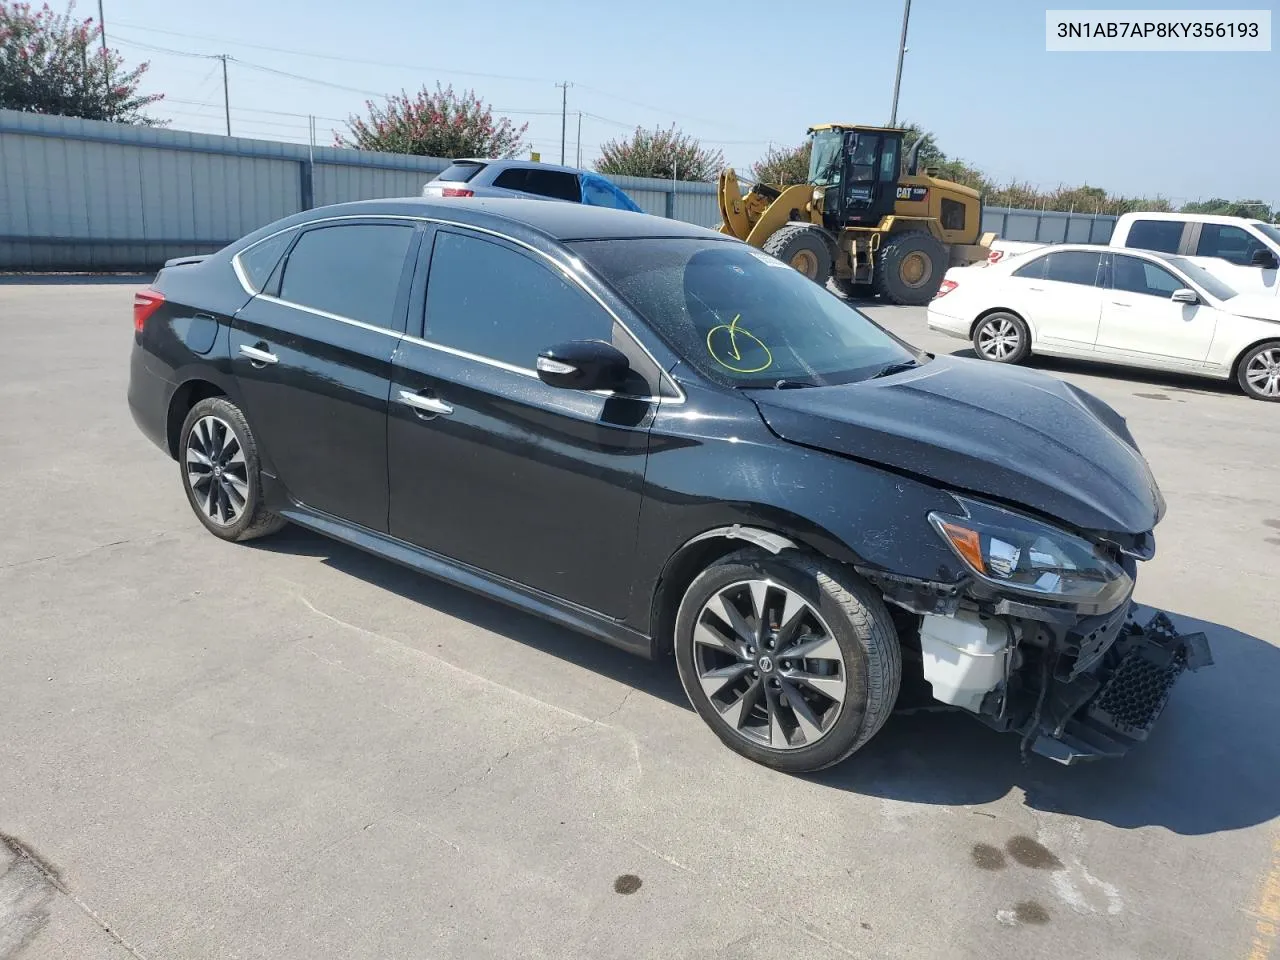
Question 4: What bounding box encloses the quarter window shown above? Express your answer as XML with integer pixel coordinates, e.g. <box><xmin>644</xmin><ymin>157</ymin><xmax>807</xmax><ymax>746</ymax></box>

<box><xmin>237</xmin><ymin>230</ymin><xmax>294</xmax><ymax>292</ymax></box>
<box><xmin>423</xmin><ymin>231</ymin><xmax>614</xmax><ymax>370</ymax></box>
<box><xmin>1112</xmin><ymin>255</ymin><xmax>1184</xmax><ymax>297</ymax></box>
<box><xmin>278</xmin><ymin>223</ymin><xmax>415</xmax><ymax>328</ymax></box>
<box><xmin>1011</xmin><ymin>255</ymin><xmax>1047</xmax><ymax>280</ymax></box>
<box><xmin>1124</xmin><ymin>219</ymin><xmax>1184</xmax><ymax>254</ymax></box>
<box><xmin>1196</xmin><ymin>224</ymin><xmax>1266</xmax><ymax>266</ymax></box>
<box><xmin>1041</xmin><ymin>251</ymin><xmax>1102</xmax><ymax>286</ymax></box>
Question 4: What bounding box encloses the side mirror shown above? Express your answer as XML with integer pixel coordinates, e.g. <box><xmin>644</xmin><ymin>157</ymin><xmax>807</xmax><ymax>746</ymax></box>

<box><xmin>536</xmin><ymin>339</ymin><xmax>630</xmax><ymax>391</ymax></box>
<box><xmin>1250</xmin><ymin>248</ymin><xmax>1278</xmax><ymax>269</ymax></box>
<box><xmin>1171</xmin><ymin>288</ymin><xmax>1199</xmax><ymax>304</ymax></box>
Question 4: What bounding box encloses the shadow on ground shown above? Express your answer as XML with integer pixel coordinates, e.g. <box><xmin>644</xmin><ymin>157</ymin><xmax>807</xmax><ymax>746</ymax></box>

<box><xmin>256</xmin><ymin>529</ymin><xmax>1277</xmax><ymax>836</ymax></box>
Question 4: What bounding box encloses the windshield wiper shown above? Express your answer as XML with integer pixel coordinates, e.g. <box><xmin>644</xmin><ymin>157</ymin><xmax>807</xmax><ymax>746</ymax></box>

<box><xmin>773</xmin><ymin>378</ymin><xmax>817</xmax><ymax>389</ymax></box>
<box><xmin>869</xmin><ymin>360</ymin><xmax>920</xmax><ymax>380</ymax></box>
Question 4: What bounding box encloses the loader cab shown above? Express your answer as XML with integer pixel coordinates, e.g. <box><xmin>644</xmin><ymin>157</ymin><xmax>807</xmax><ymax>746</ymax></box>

<box><xmin>808</xmin><ymin>125</ymin><xmax>902</xmax><ymax>230</ymax></box>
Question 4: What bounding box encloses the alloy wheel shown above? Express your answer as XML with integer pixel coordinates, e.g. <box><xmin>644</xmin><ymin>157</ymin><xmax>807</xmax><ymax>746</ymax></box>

<box><xmin>185</xmin><ymin>415</ymin><xmax>249</xmax><ymax>526</ymax></box>
<box><xmin>977</xmin><ymin>317</ymin><xmax>1021</xmax><ymax>361</ymax></box>
<box><xmin>1245</xmin><ymin>348</ymin><xmax>1280</xmax><ymax>398</ymax></box>
<box><xmin>691</xmin><ymin>579</ymin><xmax>847</xmax><ymax>750</ymax></box>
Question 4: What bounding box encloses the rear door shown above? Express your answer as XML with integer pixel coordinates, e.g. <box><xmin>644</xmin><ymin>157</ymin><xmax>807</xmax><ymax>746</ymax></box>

<box><xmin>1014</xmin><ymin>250</ymin><xmax>1105</xmax><ymax>348</ymax></box>
<box><xmin>230</xmin><ymin>218</ymin><xmax>420</xmax><ymax>531</ymax></box>
<box><xmin>387</xmin><ymin>227</ymin><xmax>658</xmax><ymax>616</ymax></box>
<box><xmin>1096</xmin><ymin>253</ymin><xmax>1219</xmax><ymax>366</ymax></box>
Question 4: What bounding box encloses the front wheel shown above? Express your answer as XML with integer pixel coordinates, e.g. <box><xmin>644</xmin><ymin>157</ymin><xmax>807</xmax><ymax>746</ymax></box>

<box><xmin>1238</xmin><ymin>341</ymin><xmax>1280</xmax><ymax>401</ymax></box>
<box><xmin>674</xmin><ymin>549</ymin><xmax>901</xmax><ymax>773</ymax></box>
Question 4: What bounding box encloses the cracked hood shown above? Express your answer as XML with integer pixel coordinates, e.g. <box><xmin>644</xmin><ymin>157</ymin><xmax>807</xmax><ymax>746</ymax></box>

<box><xmin>747</xmin><ymin>355</ymin><xmax>1165</xmax><ymax>535</ymax></box>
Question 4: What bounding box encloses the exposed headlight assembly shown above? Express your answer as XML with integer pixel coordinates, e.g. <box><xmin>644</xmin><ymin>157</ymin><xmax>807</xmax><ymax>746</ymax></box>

<box><xmin>929</xmin><ymin>497</ymin><xmax>1132</xmax><ymax>610</ymax></box>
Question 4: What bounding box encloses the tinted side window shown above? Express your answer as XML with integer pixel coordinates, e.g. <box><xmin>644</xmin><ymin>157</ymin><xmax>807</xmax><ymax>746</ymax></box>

<box><xmin>1113</xmin><ymin>255</ymin><xmax>1184</xmax><ymax>297</ymax></box>
<box><xmin>1042</xmin><ymin>251</ymin><xmax>1102</xmax><ymax>286</ymax></box>
<box><xmin>493</xmin><ymin>168</ymin><xmax>530</xmax><ymax>191</ymax></box>
<box><xmin>237</xmin><ymin>230</ymin><xmax>294</xmax><ymax>292</ymax></box>
<box><xmin>423</xmin><ymin>231</ymin><xmax>613</xmax><ymax>369</ymax></box>
<box><xmin>1124</xmin><ymin>219</ymin><xmax>1184</xmax><ymax>254</ymax></box>
<box><xmin>279</xmin><ymin>223</ymin><xmax>415</xmax><ymax>328</ymax></box>
<box><xmin>582</xmin><ymin>177</ymin><xmax>626</xmax><ymax>209</ymax></box>
<box><xmin>1196</xmin><ymin>224</ymin><xmax>1265</xmax><ymax>266</ymax></box>
<box><xmin>523</xmin><ymin>169</ymin><xmax>581</xmax><ymax>202</ymax></box>
<box><xmin>1011</xmin><ymin>255</ymin><xmax>1047</xmax><ymax>280</ymax></box>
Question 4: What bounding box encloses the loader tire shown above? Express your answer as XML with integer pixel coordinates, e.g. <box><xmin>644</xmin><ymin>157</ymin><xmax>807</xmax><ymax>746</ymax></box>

<box><xmin>874</xmin><ymin>230</ymin><xmax>946</xmax><ymax>306</ymax></box>
<box><xmin>762</xmin><ymin>224</ymin><xmax>833</xmax><ymax>285</ymax></box>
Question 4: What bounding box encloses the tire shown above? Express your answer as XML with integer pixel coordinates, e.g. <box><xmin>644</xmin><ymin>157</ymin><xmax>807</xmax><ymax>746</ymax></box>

<box><xmin>1236</xmin><ymin>341</ymin><xmax>1280</xmax><ymax>401</ymax></box>
<box><xmin>178</xmin><ymin>397</ymin><xmax>286</xmax><ymax>542</ymax></box>
<box><xmin>873</xmin><ymin>230</ymin><xmax>947</xmax><ymax>305</ymax></box>
<box><xmin>762</xmin><ymin>224</ymin><xmax>834</xmax><ymax>285</ymax></box>
<box><xmin>828</xmin><ymin>276</ymin><xmax>874</xmax><ymax>301</ymax></box>
<box><xmin>971</xmin><ymin>311</ymin><xmax>1032</xmax><ymax>365</ymax></box>
<box><xmin>674</xmin><ymin>548</ymin><xmax>901</xmax><ymax>774</ymax></box>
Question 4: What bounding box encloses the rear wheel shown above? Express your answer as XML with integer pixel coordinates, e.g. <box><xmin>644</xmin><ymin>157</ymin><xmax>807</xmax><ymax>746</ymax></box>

<box><xmin>972</xmin><ymin>311</ymin><xmax>1031</xmax><ymax>364</ymax></box>
<box><xmin>762</xmin><ymin>224</ymin><xmax>834</xmax><ymax>285</ymax></box>
<box><xmin>674</xmin><ymin>549</ymin><xmax>901</xmax><ymax>773</ymax></box>
<box><xmin>178</xmin><ymin>397</ymin><xmax>286</xmax><ymax>542</ymax></box>
<box><xmin>1237</xmin><ymin>341</ymin><xmax>1280</xmax><ymax>401</ymax></box>
<box><xmin>874</xmin><ymin>230</ymin><xmax>947</xmax><ymax>305</ymax></box>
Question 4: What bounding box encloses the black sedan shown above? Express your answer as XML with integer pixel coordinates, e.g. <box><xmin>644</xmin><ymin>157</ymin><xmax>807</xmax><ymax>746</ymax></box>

<box><xmin>128</xmin><ymin>198</ymin><xmax>1210</xmax><ymax>773</ymax></box>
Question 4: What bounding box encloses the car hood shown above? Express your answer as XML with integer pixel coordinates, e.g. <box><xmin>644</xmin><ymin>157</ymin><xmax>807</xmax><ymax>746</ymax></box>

<box><xmin>746</xmin><ymin>355</ymin><xmax>1165</xmax><ymax>536</ymax></box>
<box><xmin>1224</xmin><ymin>294</ymin><xmax>1280</xmax><ymax>320</ymax></box>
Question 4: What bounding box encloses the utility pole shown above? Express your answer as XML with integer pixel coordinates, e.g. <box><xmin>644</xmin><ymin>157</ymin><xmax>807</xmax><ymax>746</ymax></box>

<box><xmin>889</xmin><ymin>0</ymin><xmax>912</xmax><ymax>127</ymax></box>
<box><xmin>97</xmin><ymin>0</ymin><xmax>107</xmax><ymax>56</ymax></box>
<box><xmin>555</xmin><ymin>81</ymin><xmax>572</xmax><ymax>164</ymax></box>
<box><xmin>576</xmin><ymin>112</ymin><xmax>582</xmax><ymax>168</ymax></box>
<box><xmin>219</xmin><ymin>55</ymin><xmax>231</xmax><ymax>136</ymax></box>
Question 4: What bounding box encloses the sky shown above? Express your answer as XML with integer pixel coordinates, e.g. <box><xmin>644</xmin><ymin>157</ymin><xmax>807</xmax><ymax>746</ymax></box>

<box><xmin>101</xmin><ymin>0</ymin><xmax>1278</xmax><ymax>209</ymax></box>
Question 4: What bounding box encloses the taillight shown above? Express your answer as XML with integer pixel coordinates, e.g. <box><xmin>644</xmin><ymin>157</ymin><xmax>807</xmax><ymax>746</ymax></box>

<box><xmin>934</xmin><ymin>280</ymin><xmax>958</xmax><ymax>299</ymax></box>
<box><xmin>133</xmin><ymin>289</ymin><xmax>165</xmax><ymax>333</ymax></box>
<box><xmin>441</xmin><ymin>187</ymin><xmax>474</xmax><ymax>198</ymax></box>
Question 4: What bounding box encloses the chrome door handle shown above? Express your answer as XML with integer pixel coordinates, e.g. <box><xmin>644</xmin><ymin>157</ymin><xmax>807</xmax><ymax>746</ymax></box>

<box><xmin>1109</xmin><ymin>301</ymin><xmax>1131</xmax><ymax>307</ymax></box>
<box><xmin>1027</xmin><ymin>286</ymin><xmax>1045</xmax><ymax>292</ymax></box>
<box><xmin>398</xmin><ymin>390</ymin><xmax>453</xmax><ymax>417</ymax></box>
<box><xmin>239</xmin><ymin>343</ymin><xmax>279</xmax><ymax>365</ymax></box>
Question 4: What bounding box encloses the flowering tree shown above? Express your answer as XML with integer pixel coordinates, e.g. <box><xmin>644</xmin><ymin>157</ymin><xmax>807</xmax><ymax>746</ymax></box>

<box><xmin>750</xmin><ymin>142</ymin><xmax>811</xmax><ymax>185</ymax></box>
<box><xmin>0</xmin><ymin>1</ymin><xmax>163</xmax><ymax>122</ymax></box>
<box><xmin>594</xmin><ymin>126</ymin><xmax>724</xmax><ymax>181</ymax></box>
<box><xmin>337</xmin><ymin>84</ymin><xmax>527</xmax><ymax>158</ymax></box>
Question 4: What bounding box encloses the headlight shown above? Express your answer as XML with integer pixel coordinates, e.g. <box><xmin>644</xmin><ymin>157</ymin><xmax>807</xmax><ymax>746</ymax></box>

<box><xmin>928</xmin><ymin>497</ymin><xmax>1131</xmax><ymax>606</ymax></box>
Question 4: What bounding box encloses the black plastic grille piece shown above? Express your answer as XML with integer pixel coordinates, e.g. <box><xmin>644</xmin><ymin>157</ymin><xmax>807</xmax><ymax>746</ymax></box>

<box><xmin>1088</xmin><ymin>649</ymin><xmax>1184</xmax><ymax>738</ymax></box>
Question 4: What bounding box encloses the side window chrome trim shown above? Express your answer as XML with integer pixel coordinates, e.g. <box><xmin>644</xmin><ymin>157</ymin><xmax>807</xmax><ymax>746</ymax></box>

<box><xmin>229</xmin><ymin>211</ymin><xmax>685</xmax><ymax>403</ymax></box>
<box><xmin>256</xmin><ymin>293</ymin><xmax>403</xmax><ymax>337</ymax></box>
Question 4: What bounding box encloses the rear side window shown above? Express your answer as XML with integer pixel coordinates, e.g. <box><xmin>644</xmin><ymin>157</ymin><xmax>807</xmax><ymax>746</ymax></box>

<box><xmin>436</xmin><ymin>162</ymin><xmax>486</xmax><ymax>183</ymax></box>
<box><xmin>279</xmin><ymin>223</ymin><xmax>415</xmax><ymax>328</ymax></box>
<box><xmin>1011</xmin><ymin>255</ymin><xmax>1047</xmax><ymax>280</ymax></box>
<box><xmin>522</xmin><ymin>169</ymin><xmax>581</xmax><ymax>202</ymax></box>
<box><xmin>423</xmin><ymin>231</ymin><xmax>612</xmax><ymax>369</ymax></box>
<box><xmin>1042</xmin><ymin>251</ymin><xmax>1102</xmax><ymax>286</ymax></box>
<box><xmin>236</xmin><ymin>229</ymin><xmax>294</xmax><ymax>292</ymax></box>
<box><xmin>1112</xmin><ymin>255</ymin><xmax>1184</xmax><ymax>297</ymax></box>
<box><xmin>492</xmin><ymin>168</ymin><xmax>531</xmax><ymax>191</ymax></box>
<box><xmin>1196</xmin><ymin>224</ymin><xmax>1266</xmax><ymax>266</ymax></box>
<box><xmin>1124</xmin><ymin>219</ymin><xmax>1184</xmax><ymax>254</ymax></box>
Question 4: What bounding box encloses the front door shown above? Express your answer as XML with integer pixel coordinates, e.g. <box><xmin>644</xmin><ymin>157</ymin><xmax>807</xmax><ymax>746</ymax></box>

<box><xmin>230</xmin><ymin>219</ymin><xmax>420</xmax><ymax>531</ymax></box>
<box><xmin>1096</xmin><ymin>253</ymin><xmax>1219</xmax><ymax>366</ymax></box>
<box><xmin>387</xmin><ymin>227</ymin><xmax>657</xmax><ymax>617</ymax></box>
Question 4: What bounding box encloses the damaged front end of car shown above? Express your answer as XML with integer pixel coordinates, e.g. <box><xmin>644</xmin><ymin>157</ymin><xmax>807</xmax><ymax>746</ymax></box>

<box><xmin>863</xmin><ymin>496</ymin><xmax>1214</xmax><ymax>764</ymax></box>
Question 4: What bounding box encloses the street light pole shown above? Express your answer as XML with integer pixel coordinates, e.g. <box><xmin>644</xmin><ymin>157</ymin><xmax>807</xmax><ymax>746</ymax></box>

<box><xmin>889</xmin><ymin>0</ymin><xmax>912</xmax><ymax>127</ymax></box>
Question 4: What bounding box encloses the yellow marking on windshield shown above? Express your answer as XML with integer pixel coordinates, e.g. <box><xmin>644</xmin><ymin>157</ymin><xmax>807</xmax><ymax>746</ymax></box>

<box><xmin>706</xmin><ymin>314</ymin><xmax>773</xmax><ymax>375</ymax></box>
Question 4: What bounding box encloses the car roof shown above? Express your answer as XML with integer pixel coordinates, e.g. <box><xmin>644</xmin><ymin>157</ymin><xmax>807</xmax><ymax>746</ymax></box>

<box><xmin>1117</xmin><ymin>211</ymin><xmax>1265</xmax><ymax>227</ymax></box>
<box><xmin>445</xmin><ymin>157</ymin><xmax>594</xmax><ymax>177</ymax></box>
<box><xmin>292</xmin><ymin>196</ymin><xmax>728</xmax><ymax>243</ymax></box>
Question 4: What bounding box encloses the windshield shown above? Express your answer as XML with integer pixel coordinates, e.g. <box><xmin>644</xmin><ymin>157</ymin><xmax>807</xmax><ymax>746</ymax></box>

<box><xmin>569</xmin><ymin>238</ymin><xmax>919</xmax><ymax>388</ymax></box>
<box><xmin>1256</xmin><ymin>222</ymin><xmax>1280</xmax><ymax>248</ymax></box>
<box><xmin>1164</xmin><ymin>256</ymin><xmax>1239</xmax><ymax>301</ymax></box>
<box><xmin>807</xmin><ymin>131</ymin><xmax>844</xmax><ymax>187</ymax></box>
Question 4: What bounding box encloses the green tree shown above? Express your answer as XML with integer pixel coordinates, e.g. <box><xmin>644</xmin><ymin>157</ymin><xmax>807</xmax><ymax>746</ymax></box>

<box><xmin>337</xmin><ymin>84</ymin><xmax>527</xmax><ymax>158</ymax></box>
<box><xmin>898</xmin><ymin>122</ymin><xmax>947</xmax><ymax>170</ymax></box>
<box><xmin>0</xmin><ymin>1</ymin><xmax>163</xmax><ymax>123</ymax></box>
<box><xmin>595</xmin><ymin>125</ymin><xmax>724</xmax><ymax>181</ymax></box>
<box><xmin>750</xmin><ymin>141</ymin><xmax>811</xmax><ymax>185</ymax></box>
<box><xmin>1181</xmin><ymin>197</ymin><xmax>1273</xmax><ymax>220</ymax></box>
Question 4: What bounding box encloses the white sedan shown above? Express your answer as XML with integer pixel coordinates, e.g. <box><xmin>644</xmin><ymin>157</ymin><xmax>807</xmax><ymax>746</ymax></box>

<box><xmin>926</xmin><ymin>244</ymin><xmax>1280</xmax><ymax>401</ymax></box>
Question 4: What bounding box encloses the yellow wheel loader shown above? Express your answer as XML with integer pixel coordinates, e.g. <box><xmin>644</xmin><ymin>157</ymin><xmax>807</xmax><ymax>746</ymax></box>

<box><xmin>717</xmin><ymin>124</ymin><xmax>996</xmax><ymax>305</ymax></box>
